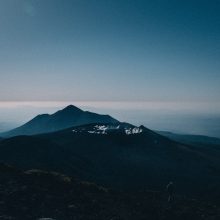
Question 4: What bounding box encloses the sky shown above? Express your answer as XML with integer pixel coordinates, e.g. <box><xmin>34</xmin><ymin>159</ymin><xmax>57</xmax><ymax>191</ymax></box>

<box><xmin>0</xmin><ymin>0</ymin><xmax>220</xmax><ymax>136</ymax></box>
<box><xmin>0</xmin><ymin>0</ymin><xmax>219</xmax><ymax>102</ymax></box>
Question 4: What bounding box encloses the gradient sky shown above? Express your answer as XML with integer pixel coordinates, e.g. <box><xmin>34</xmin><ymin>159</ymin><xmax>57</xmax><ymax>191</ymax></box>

<box><xmin>0</xmin><ymin>0</ymin><xmax>220</xmax><ymax>103</ymax></box>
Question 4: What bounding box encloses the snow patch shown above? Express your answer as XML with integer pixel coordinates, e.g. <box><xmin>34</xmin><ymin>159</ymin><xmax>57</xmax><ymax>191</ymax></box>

<box><xmin>125</xmin><ymin>127</ymin><xmax>143</xmax><ymax>135</ymax></box>
<box><xmin>73</xmin><ymin>125</ymin><xmax>143</xmax><ymax>135</ymax></box>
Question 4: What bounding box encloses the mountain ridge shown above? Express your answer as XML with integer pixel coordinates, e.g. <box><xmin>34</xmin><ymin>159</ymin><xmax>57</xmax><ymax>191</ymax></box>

<box><xmin>0</xmin><ymin>105</ymin><xmax>119</xmax><ymax>137</ymax></box>
<box><xmin>1</xmin><ymin>122</ymin><xmax>220</xmax><ymax>198</ymax></box>
<box><xmin>0</xmin><ymin>106</ymin><xmax>220</xmax><ymax>199</ymax></box>
<box><xmin>157</xmin><ymin>130</ymin><xmax>220</xmax><ymax>146</ymax></box>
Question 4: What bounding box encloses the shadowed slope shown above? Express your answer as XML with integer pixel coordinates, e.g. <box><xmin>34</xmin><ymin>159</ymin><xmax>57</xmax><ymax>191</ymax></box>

<box><xmin>0</xmin><ymin>123</ymin><xmax>220</xmax><ymax>198</ymax></box>
<box><xmin>0</xmin><ymin>163</ymin><xmax>219</xmax><ymax>220</ymax></box>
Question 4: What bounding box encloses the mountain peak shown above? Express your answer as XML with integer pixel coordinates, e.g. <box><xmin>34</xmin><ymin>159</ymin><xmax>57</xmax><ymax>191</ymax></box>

<box><xmin>1</xmin><ymin>105</ymin><xmax>119</xmax><ymax>137</ymax></box>
<box><xmin>61</xmin><ymin>105</ymin><xmax>83</xmax><ymax>113</ymax></box>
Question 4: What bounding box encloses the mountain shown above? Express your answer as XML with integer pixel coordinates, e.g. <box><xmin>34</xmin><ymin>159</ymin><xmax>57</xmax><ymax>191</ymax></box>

<box><xmin>157</xmin><ymin>131</ymin><xmax>220</xmax><ymax>146</ymax></box>
<box><xmin>1</xmin><ymin>163</ymin><xmax>219</xmax><ymax>220</ymax></box>
<box><xmin>0</xmin><ymin>123</ymin><xmax>220</xmax><ymax>199</ymax></box>
<box><xmin>0</xmin><ymin>105</ymin><xmax>119</xmax><ymax>137</ymax></box>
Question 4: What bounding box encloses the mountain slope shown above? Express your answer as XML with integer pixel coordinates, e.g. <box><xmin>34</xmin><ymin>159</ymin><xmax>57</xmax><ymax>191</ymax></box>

<box><xmin>157</xmin><ymin>131</ymin><xmax>220</xmax><ymax>146</ymax></box>
<box><xmin>1</xmin><ymin>163</ymin><xmax>219</xmax><ymax>220</ymax></box>
<box><xmin>1</xmin><ymin>105</ymin><xmax>119</xmax><ymax>137</ymax></box>
<box><xmin>0</xmin><ymin>123</ymin><xmax>220</xmax><ymax>198</ymax></box>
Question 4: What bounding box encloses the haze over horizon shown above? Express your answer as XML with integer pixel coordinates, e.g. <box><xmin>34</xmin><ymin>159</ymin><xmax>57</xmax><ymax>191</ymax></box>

<box><xmin>0</xmin><ymin>0</ymin><xmax>219</xmax><ymax>137</ymax></box>
<box><xmin>0</xmin><ymin>101</ymin><xmax>220</xmax><ymax>138</ymax></box>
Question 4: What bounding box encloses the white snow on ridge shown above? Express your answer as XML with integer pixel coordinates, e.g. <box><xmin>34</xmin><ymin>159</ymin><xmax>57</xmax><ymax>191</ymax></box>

<box><xmin>72</xmin><ymin>125</ymin><xmax>143</xmax><ymax>135</ymax></box>
<box><xmin>94</xmin><ymin>125</ymin><xmax>108</xmax><ymax>134</ymax></box>
<box><xmin>125</xmin><ymin>127</ymin><xmax>143</xmax><ymax>135</ymax></box>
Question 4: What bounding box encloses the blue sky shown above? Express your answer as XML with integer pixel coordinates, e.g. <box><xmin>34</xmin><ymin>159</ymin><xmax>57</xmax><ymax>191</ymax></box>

<box><xmin>0</xmin><ymin>0</ymin><xmax>219</xmax><ymax>103</ymax></box>
<box><xmin>0</xmin><ymin>0</ymin><xmax>220</xmax><ymax>137</ymax></box>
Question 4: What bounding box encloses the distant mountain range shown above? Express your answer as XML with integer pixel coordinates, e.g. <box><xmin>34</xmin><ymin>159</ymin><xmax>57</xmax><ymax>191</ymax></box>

<box><xmin>0</xmin><ymin>105</ymin><xmax>220</xmax><ymax>199</ymax></box>
<box><xmin>0</xmin><ymin>105</ymin><xmax>119</xmax><ymax>137</ymax></box>
<box><xmin>157</xmin><ymin>131</ymin><xmax>220</xmax><ymax>146</ymax></box>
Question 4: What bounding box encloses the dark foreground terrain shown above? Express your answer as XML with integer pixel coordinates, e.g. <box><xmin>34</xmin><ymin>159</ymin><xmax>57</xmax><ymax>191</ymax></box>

<box><xmin>1</xmin><ymin>123</ymin><xmax>220</xmax><ymax>198</ymax></box>
<box><xmin>1</xmin><ymin>106</ymin><xmax>220</xmax><ymax>219</ymax></box>
<box><xmin>0</xmin><ymin>163</ymin><xmax>219</xmax><ymax>220</ymax></box>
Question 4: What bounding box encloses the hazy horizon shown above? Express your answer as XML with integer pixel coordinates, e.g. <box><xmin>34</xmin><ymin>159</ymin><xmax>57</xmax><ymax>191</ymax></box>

<box><xmin>0</xmin><ymin>101</ymin><xmax>220</xmax><ymax>138</ymax></box>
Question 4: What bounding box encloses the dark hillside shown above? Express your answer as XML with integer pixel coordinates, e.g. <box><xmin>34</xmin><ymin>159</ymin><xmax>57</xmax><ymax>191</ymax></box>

<box><xmin>0</xmin><ymin>124</ymin><xmax>220</xmax><ymax>199</ymax></box>
<box><xmin>0</xmin><ymin>163</ymin><xmax>219</xmax><ymax>220</ymax></box>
